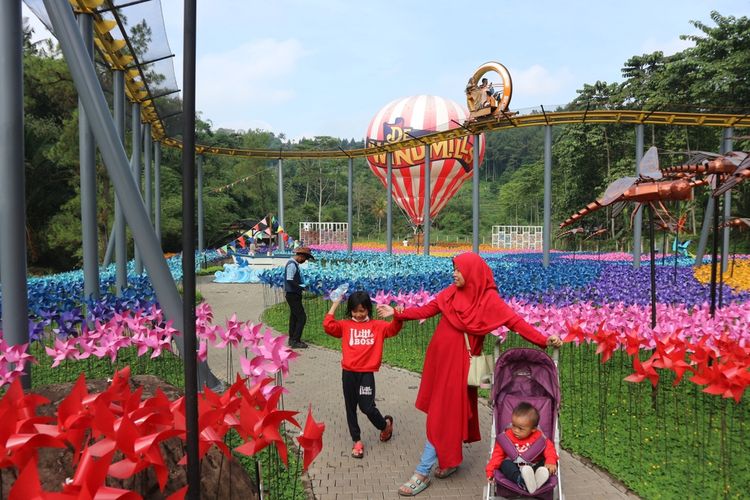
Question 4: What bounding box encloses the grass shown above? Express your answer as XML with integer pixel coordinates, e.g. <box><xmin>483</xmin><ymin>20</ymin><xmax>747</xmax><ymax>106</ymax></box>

<box><xmin>262</xmin><ymin>294</ymin><xmax>750</xmax><ymax>500</ymax></box>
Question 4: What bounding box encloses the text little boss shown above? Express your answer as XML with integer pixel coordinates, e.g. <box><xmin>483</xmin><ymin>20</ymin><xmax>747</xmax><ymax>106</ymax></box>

<box><xmin>348</xmin><ymin>328</ymin><xmax>375</xmax><ymax>346</ymax></box>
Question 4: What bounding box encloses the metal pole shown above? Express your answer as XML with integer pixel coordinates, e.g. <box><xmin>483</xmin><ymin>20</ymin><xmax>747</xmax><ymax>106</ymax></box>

<box><xmin>633</xmin><ymin>125</ymin><xmax>644</xmax><ymax>268</ymax></box>
<box><xmin>472</xmin><ymin>134</ymin><xmax>480</xmax><ymax>253</ymax></box>
<box><xmin>132</xmin><ymin>102</ymin><xmax>143</xmax><ymax>275</ymax></box>
<box><xmin>277</xmin><ymin>158</ymin><xmax>284</xmax><ymax>252</ymax></box>
<box><xmin>182</xmin><ymin>0</ymin><xmax>201</xmax><ymax>495</ymax></box>
<box><xmin>78</xmin><ymin>12</ymin><xmax>99</xmax><ymax>300</ymax></box>
<box><xmin>103</xmin><ymin>225</ymin><xmax>115</xmax><ymax>266</ymax></box>
<box><xmin>347</xmin><ymin>156</ymin><xmax>353</xmax><ymax>253</ymax></box>
<box><xmin>113</xmin><ymin>69</ymin><xmax>127</xmax><ymax>293</ymax></box>
<box><xmin>695</xmin><ymin>191</ymin><xmax>715</xmax><ymax>265</ymax></box>
<box><xmin>155</xmin><ymin>141</ymin><xmax>162</xmax><ymax>243</ymax></box>
<box><xmin>42</xmin><ymin>0</ymin><xmax>220</xmax><ymax>392</ymax></box>
<box><xmin>386</xmin><ymin>152</ymin><xmax>393</xmax><ymax>254</ymax></box>
<box><xmin>423</xmin><ymin>145</ymin><xmax>431</xmax><ymax>256</ymax></box>
<box><xmin>144</xmin><ymin>123</ymin><xmax>152</xmax><ymax>226</ymax></box>
<box><xmin>543</xmin><ymin>126</ymin><xmax>552</xmax><ymax>268</ymax></box>
<box><xmin>197</xmin><ymin>155</ymin><xmax>204</xmax><ymax>258</ymax></box>
<box><xmin>0</xmin><ymin>0</ymin><xmax>30</xmax><ymax>389</ymax></box>
<box><xmin>721</xmin><ymin>127</ymin><xmax>733</xmax><ymax>273</ymax></box>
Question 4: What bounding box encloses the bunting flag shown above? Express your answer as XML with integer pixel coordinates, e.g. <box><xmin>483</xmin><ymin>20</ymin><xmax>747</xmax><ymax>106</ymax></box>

<box><xmin>238</xmin><ymin>236</ymin><xmax>246</xmax><ymax>248</ymax></box>
<box><xmin>271</xmin><ymin>216</ymin><xmax>279</xmax><ymax>233</ymax></box>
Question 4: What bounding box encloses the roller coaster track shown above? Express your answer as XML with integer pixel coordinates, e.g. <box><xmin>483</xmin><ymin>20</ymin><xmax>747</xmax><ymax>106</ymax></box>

<box><xmin>161</xmin><ymin>109</ymin><xmax>750</xmax><ymax>160</ymax></box>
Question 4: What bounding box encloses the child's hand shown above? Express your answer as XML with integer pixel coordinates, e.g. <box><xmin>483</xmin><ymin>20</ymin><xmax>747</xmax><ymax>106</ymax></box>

<box><xmin>546</xmin><ymin>335</ymin><xmax>562</xmax><ymax>348</ymax></box>
<box><xmin>376</xmin><ymin>304</ymin><xmax>394</xmax><ymax>318</ymax></box>
<box><xmin>545</xmin><ymin>463</ymin><xmax>557</xmax><ymax>475</ymax></box>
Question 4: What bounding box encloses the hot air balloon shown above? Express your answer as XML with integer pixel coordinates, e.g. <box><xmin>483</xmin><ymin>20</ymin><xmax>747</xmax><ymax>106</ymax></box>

<box><xmin>365</xmin><ymin>95</ymin><xmax>485</xmax><ymax>227</ymax></box>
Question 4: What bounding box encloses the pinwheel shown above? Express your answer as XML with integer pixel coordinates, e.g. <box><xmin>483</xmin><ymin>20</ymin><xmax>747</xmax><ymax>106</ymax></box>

<box><xmin>296</xmin><ymin>404</ymin><xmax>325</xmax><ymax>471</ymax></box>
<box><xmin>624</xmin><ymin>354</ymin><xmax>660</xmax><ymax>387</ymax></box>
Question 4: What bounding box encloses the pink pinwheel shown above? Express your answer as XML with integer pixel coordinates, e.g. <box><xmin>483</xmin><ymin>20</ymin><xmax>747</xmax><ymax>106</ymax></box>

<box><xmin>216</xmin><ymin>314</ymin><xmax>243</xmax><ymax>349</ymax></box>
<box><xmin>45</xmin><ymin>338</ymin><xmax>80</xmax><ymax>368</ymax></box>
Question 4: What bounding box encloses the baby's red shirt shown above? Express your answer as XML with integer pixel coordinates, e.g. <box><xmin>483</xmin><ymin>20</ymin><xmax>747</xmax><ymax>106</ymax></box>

<box><xmin>323</xmin><ymin>314</ymin><xmax>402</xmax><ymax>372</ymax></box>
<box><xmin>485</xmin><ymin>428</ymin><xmax>558</xmax><ymax>479</ymax></box>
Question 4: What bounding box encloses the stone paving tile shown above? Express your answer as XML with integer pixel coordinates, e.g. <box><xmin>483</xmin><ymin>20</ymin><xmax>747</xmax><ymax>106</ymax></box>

<box><xmin>200</xmin><ymin>281</ymin><xmax>641</xmax><ymax>500</ymax></box>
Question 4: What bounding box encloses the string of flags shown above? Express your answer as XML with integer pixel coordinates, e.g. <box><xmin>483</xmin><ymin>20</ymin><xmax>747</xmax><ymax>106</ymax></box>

<box><xmin>216</xmin><ymin>215</ymin><xmax>295</xmax><ymax>255</ymax></box>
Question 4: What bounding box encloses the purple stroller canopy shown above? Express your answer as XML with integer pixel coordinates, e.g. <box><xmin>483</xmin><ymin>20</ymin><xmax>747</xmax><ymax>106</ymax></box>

<box><xmin>492</xmin><ymin>348</ymin><xmax>560</xmax><ymax>439</ymax></box>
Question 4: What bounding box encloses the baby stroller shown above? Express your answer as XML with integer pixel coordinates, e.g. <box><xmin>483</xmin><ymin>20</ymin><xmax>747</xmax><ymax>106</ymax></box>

<box><xmin>484</xmin><ymin>346</ymin><xmax>563</xmax><ymax>500</ymax></box>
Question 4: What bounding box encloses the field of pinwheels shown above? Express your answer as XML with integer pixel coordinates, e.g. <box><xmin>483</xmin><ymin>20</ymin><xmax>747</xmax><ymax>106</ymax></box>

<box><xmin>0</xmin><ymin>251</ymin><xmax>322</xmax><ymax>499</ymax></box>
<box><xmin>260</xmin><ymin>249</ymin><xmax>750</xmax><ymax>499</ymax></box>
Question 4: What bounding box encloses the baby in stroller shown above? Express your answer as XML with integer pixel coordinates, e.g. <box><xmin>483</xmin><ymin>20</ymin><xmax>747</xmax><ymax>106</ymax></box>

<box><xmin>485</xmin><ymin>348</ymin><xmax>562</xmax><ymax>500</ymax></box>
<box><xmin>486</xmin><ymin>402</ymin><xmax>558</xmax><ymax>493</ymax></box>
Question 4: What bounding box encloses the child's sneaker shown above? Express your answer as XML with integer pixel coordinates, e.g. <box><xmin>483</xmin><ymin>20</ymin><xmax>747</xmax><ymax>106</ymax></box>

<box><xmin>351</xmin><ymin>441</ymin><xmax>364</xmax><ymax>458</ymax></box>
<box><xmin>520</xmin><ymin>465</ymin><xmax>537</xmax><ymax>494</ymax></box>
<box><xmin>380</xmin><ymin>415</ymin><xmax>394</xmax><ymax>442</ymax></box>
<box><xmin>535</xmin><ymin>467</ymin><xmax>550</xmax><ymax>489</ymax></box>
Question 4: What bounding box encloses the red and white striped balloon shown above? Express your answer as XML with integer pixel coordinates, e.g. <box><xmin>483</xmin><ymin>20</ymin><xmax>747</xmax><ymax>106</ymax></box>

<box><xmin>365</xmin><ymin>95</ymin><xmax>485</xmax><ymax>226</ymax></box>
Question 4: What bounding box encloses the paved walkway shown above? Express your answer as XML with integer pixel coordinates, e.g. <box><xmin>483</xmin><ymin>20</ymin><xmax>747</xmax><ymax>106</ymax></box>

<box><xmin>199</xmin><ymin>279</ymin><xmax>639</xmax><ymax>500</ymax></box>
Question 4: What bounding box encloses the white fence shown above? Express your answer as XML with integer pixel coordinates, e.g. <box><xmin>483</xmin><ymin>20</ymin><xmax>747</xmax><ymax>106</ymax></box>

<box><xmin>299</xmin><ymin>222</ymin><xmax>348</xmax><ymax>245</ymax></box>
<box><xmin>491</xmin><ymin>225</ymin><xmax>543</xmax><ymax>250</ymax></box>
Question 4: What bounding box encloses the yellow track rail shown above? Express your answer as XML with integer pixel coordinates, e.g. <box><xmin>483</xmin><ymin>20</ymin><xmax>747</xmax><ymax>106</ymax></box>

<box><xmin>161</xmin><ymin>109</ymin><xmax>750</xmax><ymax>160</ymax></box>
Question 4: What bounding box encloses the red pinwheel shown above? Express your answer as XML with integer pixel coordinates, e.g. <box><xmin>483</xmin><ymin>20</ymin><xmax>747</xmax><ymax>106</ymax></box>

<box><xmin>562</xmin><ymin>321</ymin><xmax>587</xmax><ymax>345</ymax></box>
<box><xmin>593</xmin><ymin>324</ymin><xmax>618</xmax><ymax>363</ymax></box>
<box><xmin>296</xmin><ymin>404</ymin><xmax>325</xmax><ymax>471</ymax></box>
<box><xmin>624</xmin><ymin>354</ymin><xmax>660</xmax><ymax>387</ymax></box>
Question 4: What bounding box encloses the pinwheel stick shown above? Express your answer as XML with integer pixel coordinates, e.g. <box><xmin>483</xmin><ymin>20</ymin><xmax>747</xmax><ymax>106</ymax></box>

<box><xmin>647</xmin><ymin>205</ymin><xmax>657</xmax><ymax>329</ymax></box>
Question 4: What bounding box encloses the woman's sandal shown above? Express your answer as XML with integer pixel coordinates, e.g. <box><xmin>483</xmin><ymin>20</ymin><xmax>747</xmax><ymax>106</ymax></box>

<box><xmin>351</xmin><ymin>441</ymin><xmax>364</xmax><ymax>459</ymax></box>
<box><xmin>434</xmin><ymin>466</ymin><xmax>458</xmax><ymax>479</ymax></box>
<box><xmin>398</xmin><ymin>474</ymin><xmax>431</xmax><ymax>496</ymax></box>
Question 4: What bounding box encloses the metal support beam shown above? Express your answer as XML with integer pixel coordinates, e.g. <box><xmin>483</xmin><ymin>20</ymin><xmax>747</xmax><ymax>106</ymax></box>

<box><xmin>181</xmin><ymin>0</ymin><xmax>201</xmax><ymax>496</ymax></box>
<box><xmin>42</xmin><ymin>0</ymin><xmax>219</xmax><ymax>392</ymax></box>
<box><xmin>695</xmin><ymin>186</ymin><xmax>716</xmax><ymax>265</ymax></box>
<box><xmin>543</xmin><ymin>126</ymin><xmax>552</xmax><ymax>267</ymax></box>
<box><xmin>144</xmin><ymin>123</ymin><xmax>153</xmax><ymax>226</ymax></box>
<box><xmin>347</xmin><ymin>156</ymin><xmax>353</xmax><ymax>253</ymax></box>
<box><xmin>78</xmin><ymin>12</ymin><xmax>99</xmax><ymax>300</ymax></box>
<box><xmin>0</xmin><ymin>0</ymin><xmax>30</xmax><ymax>388</ymax></box>
<box><xmin>386</xmin><ymin>152</ymin><xmax>393</xmax><ymax>254</ymax></box>
<box><xmin>113</xmin><ymin>69</ymin><xmax>127</xmax><ymax>293</ymax></box>
<box><xmin>472</xmin><ymin>134</ymin><xmax>480</xmax><ymax>253</ymax></box>
<box><xmin>132</xmin><ymin>102</ymin><xmax>143</xmax><ymax>275</ymax></box>
<box><xmin>633</xmin><ymin>125</ymin><xmax>644</xmax><ymax>268</ymax></box>
<box><xmin>721</xmin><ymin>127</ymin><xmax>733</xmax><ymax>273</ymax></box>
<box><xmin>197</xmin><ymin>155</ymin><xmax>204</xmax><ymax>258</ymax></box>
<box><xmin>277</xmin><ymin>158</ymin><xmax>284</xmax><ymax>252</ymax></box>
<box><xmin>423</xmin><ymin>145</ymin><xmax>431</xmax><ymax>256</ymax></box>
<box><xmin>155</xmin><ymin>141</ymin><xmax>162</xmax><ymax>243</ymax></box>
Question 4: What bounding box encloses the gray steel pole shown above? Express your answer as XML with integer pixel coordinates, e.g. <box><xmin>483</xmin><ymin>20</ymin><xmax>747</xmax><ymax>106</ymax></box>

<box><xmin>103</xmin><ymin>225</ymin><xmax>115</xmax><ymax>266</ymax></box>
<box><xmin>131</xmin><ymin>102</ymin><xmax>143</xmax><ymax>275</ymax></box>
<box><xmin>543</xmin><ymin>126</ymin><xmax>552</xmax><ymax>268</ymax></box>
<box><xmin>472</xmin><ymin>134</ymin><xmax>480</xmax><ymax>253</ymax></box>
<box><xmin>155</xmin><ymin>141</ymin><xmax>162</xmax><ymax>243</ymax></box>
<box><xmin>423</xmin><ymin>145</ymin><xmax>431</xmax><ymax>256</ymax></box>
<box><xmin>386</xmin><ymin>152</ymin><xmax>393</xmax><ymax>254</ymax></box>
<box><xmin>347</xmin><ymin>156</ymin><xmax>353</xmax><ymax>253</ymax></box>
<box><xmin>695</xmin><ymin>187</ymin><xmax>716</xmax><ymax>265</ymax></box>
<box><xmin>197</xmin><ymin>155</ymin><xmax>204</xmax><ymax>258</ymax></box>
<box><xmin>43</xmin><ymin>0</ymin><xmax>220</xmax><ymax>391</ymax></box>
<box><xmin>144</xmin><ymin>123</ymin><xmax>152</xmax><ymax>226</ymax></box>
<box><xmin>113</xmin><ymin>69</ymin><xmax>127</xmax><ymax>293</ymax></box>
<box><xmin>721</xmin><ymin>127</ymin><xmax>733</xmax><ymax>273</ymax></box>
<box><xmin>78</xmin><ymin>12</ymin><xmax>99</xmax><ymax>300</ymax></box>
<box><xmin>633</xmin><ymin>125</ymin><xmax>644</xmax><ymax>268</ymax></box>
<box><xmin>277</xmin><ymin>158</ymin><xmax>285</xmax><ymax>252</ymax></box>
<box><xmin>0</xmin><ymin>0</ymin><xmax>30</xmax><ymax>388</ymax></box>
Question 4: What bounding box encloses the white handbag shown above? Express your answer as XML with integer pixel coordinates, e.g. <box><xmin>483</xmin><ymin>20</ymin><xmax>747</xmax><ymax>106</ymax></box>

<box><xmin>464</xmin><ymin>333</ymin><xmax>493</xmax><ymax>388</ymax></box>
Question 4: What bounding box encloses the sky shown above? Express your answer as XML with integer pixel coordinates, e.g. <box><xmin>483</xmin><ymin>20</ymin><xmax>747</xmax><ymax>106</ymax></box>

<box><xmin>23</xmin><ymin>0</ymin><xmax>750</xmax><ymax>142</ymax></box>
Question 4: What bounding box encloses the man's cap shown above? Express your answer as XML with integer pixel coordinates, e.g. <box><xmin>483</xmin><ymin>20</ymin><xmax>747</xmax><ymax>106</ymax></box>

<box><xmin>295</xmin><ymin>247</ymin><xmax>315</xmax><ymax>260</ymax></box>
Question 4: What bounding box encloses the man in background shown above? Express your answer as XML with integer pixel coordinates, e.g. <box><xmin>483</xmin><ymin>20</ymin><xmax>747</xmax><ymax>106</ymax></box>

<box><xmin>285</xmin><ymin>247</ymin><xmax>315</xmax><ymax>348</ymax></box>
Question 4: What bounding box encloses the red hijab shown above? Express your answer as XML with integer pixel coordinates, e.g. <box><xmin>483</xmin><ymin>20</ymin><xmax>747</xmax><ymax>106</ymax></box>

<box><xmin>436</xmin><ymin>252</ymin><xmax>516</xmax><ymax>334</ymax></box>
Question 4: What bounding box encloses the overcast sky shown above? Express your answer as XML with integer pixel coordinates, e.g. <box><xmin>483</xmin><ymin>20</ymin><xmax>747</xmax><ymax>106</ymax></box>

<box><xmin>23</xmin><ymin>0</ymin><xmax>750</xmax><ymax>141</ymax></box>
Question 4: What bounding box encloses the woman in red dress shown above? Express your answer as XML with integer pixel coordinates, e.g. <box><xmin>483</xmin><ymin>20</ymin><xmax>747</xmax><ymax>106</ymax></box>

<box><xmin>378</xmin><ymin>252</ymin><xmax>562</xmax><ymax>496</ymax></box>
